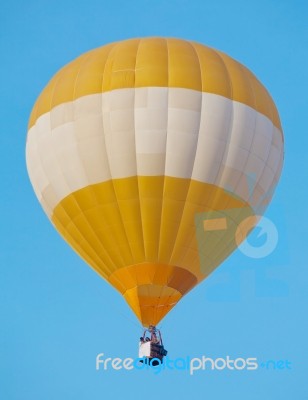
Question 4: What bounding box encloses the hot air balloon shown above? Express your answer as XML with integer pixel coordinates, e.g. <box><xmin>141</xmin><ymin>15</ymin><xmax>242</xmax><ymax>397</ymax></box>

<box><xmin>26</xmin><ymin>38</ymin><xmax>284</xmax><ymax>355</ymax></box>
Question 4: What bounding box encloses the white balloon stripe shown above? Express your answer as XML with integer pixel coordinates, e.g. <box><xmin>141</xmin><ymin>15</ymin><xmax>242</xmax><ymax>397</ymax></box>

<box><xmin>26</xmin><ymin>87</ymin><xmax>283</xmax><ymax>217</ymax></box>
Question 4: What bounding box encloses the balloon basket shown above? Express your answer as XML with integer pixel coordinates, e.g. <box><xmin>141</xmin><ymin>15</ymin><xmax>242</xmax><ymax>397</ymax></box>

<box><xmin>138</xmin><ymin>326</ymin><xmax>168</xmax><ymax>365</ymax></box>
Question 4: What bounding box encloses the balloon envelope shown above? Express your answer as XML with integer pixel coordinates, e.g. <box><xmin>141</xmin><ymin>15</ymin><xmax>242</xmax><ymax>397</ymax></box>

<box><xmin>26</xmin><ymin>38</ymin><xmax>284</xmax><ymax>326</ymax></box>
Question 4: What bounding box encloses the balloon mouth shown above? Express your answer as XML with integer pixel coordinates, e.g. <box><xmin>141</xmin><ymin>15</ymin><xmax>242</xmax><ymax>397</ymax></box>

<box><xmin>125</xmin><ymin>284</ymin><xmax>181</xmax><ymax>327</ymax></box>
<box><xmin>108</xmin><ymin>262</ymin><xmax>198</xmax><ymax>326</ymax></box>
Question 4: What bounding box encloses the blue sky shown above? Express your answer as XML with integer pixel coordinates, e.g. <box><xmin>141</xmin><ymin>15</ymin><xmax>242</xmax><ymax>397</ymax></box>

<box><xmin>1</xmin><ymin>0</ymin><xmax>307</xmax><ymax>399</ymax></box>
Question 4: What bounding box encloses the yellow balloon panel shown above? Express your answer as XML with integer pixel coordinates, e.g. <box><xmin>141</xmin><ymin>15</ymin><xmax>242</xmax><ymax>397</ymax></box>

<box><xmin>28</xmin><ymin>38</ymin><xmax>282</xmax><ymax>130</ymax></box>
<box><xmin>51</xmin><ymin>177</ymin><xmax>254</xmax><ymax>326</ymax></box>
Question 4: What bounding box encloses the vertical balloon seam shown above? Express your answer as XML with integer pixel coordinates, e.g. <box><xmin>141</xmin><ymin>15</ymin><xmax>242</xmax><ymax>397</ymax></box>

<box><xmin>152</xmin><ymin>42</ymin><xmax>169</xmax><ymax>269</ymax></box>
<box><xmin>163</xmin><ymin>49</ymin><xmax>194</xmax><ymax>323</ymax></box>
<box><xmin>134</xmin><ymin>38</ymin><xmax>147</xmax><ymax>274</ymax></box>
<box><xmin>228</xmin><ymin>61</ymin><xmax>258</xmax><ymax>215</ymax></box>
<box><xmin>98</xmin><ymin>44</ymin><xmax>133</xmax><ymax>277</ymax></box>
<box><xmin>154</xmin><ymin>39</ymin><xmax>175</xmax><ymax>322</ymax></box>
<box><xmin>69</xmin><ymin>53</ymin><xmax>115</xmax><ymax>274</ymax></box>
<box><xmin>158</xmin><ymin>39</ymin><xmax>202</xmax><ymax>325</ymax></box>
<box><xmin>220</xmin><ymin>60</ymin><xmax>260</xmax><ymax>254</ymax></box>
<box><xmin>169</xmin><ymin>40</ymin><xmax>203</xmax><ymax>277</ymax></box>
<box><xmin>256</xmin><ymin>106</ymin><xmax>283</xmax><ymax>213</ymax></box>
<box><xmin>101</xmin><ymin>43</ymin><xmax>140</xmax><ymax>284</ymax></box>
<box><xmin>103</xmin><ymin>42</ymin><xmax>138</xmax><ymax>270</ymax></box>
<box><xmin>203</xmin><ymin>48</ymin><xmax>236</xmax><ymax>273</ymax></box>
<box><xmin>211</xmin><ymin>67</ymin><xmax>259</xmax><ymax>258</ymax></box>
<box><xmin>240</xmin><ymin>63</ymin><xmax>278</xmax><ymax>215</ymax></box>
<box><xmin>202</xmin><ymin>123</ymin><xmax>254</xmax><ymax>262</ymax></box>
<box><xmin>114</xmin><ymin>40</ymin><xmax>144</xmax><ymax>269</ymax></box>
<box><xmin>81</xmin><ymin>48</ymin><xmax>126</xmax><ymax>274</ymax></box>
<box><xmin>163</xmin><ymin>42</ymin><xmax>200</xmax><ymax>267</ymax></box>
<box><xmin>47</xmin><ymin>62</ymin><xmax>78</xmax><ymax>221</ymax></box>
<box><xmin>89</xmin><ymin>46</ymin><xmax>125</xmax><ymax>276</ymax></box>
<box><xmin>154</xmin><ymin>38</ymin><xmax>170</xmax><ymax>312</ymax></box>
<box><xmin>156</xmin><ymin>39</ymin><xmax>170</xmax><ymax>264</ymax></box>
<box><xmin>70</xmin><ymin>54</ymin><xmax>120</xmax><ymax>277</ymax></box>
<box><xmin>155</xmin><ymin>41</ymin><xmax>180</xmax><ymax>325</ymax></box>
<box><xmin>135</xmin><ymin>39</ymin><xmax>154</xmax><ymax>319</ymax></box>
<box><xmin>131</xmin><ymin>40</ymin><xmax>148</xmax><ymax>304</ymax></box>
<box><xmin>128</xmin><ymin>39</ymin><xmax>147</xmax><ymax>270</ymax></box>
<box><xmin>159</xmin><ymin>41</ymin><xmax>195</xmax><ymax>319</ymax></box>
<box><xmin>143</xmin><ymin>44</ymin><xmax>166</xmax><ymax>272</ymax></box>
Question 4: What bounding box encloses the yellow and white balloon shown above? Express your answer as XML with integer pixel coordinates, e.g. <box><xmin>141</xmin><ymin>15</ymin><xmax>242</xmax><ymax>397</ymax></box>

<box><xmin>26</xmin><ymin>38</ymin><xmax>284</xmax><ymax>326</ymax></box>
